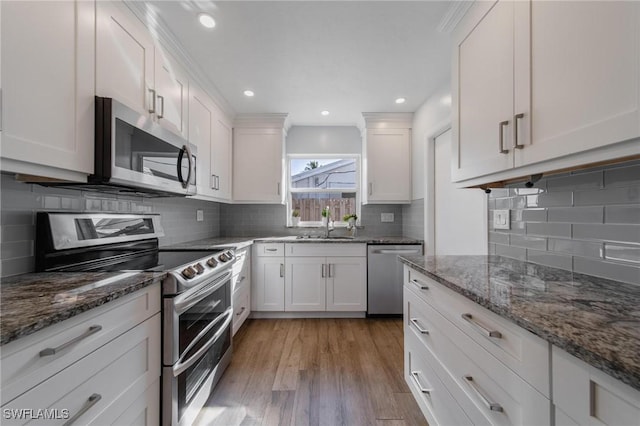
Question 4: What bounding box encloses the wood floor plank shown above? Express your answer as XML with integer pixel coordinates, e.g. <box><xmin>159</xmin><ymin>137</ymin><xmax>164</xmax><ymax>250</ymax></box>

<box><xmin>198</xmin><ymin>318</ymin><xmax>428</xmax><ymax>426</ymax></box>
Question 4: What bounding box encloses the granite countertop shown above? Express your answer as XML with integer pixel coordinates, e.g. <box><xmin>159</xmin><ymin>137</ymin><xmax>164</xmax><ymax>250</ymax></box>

<box><xmin>0</xmin><ymin>271</ymin><xmax>166</xmax><ymax>346</ymax></box>
<box><xmin>164</xmin><ymin>235</ymin><xmax>422</xmax><ymax>249</ymax></box>
<box><xmin>398</xmin><ymin>255</ymin><xmax>640</xmax><ymax>391</ymax></box>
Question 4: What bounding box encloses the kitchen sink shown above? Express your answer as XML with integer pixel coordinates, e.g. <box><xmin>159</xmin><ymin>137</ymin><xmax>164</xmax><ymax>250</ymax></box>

<box><xmin>295</xmin><ymin>235</ymin><xmax>355</xmax><ymax>240</ymax></box>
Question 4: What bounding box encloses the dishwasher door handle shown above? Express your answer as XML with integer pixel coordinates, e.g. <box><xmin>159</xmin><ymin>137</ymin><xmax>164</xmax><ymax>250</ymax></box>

<box><xmin>371</xmin><ymin>249</ymin><xmax>421</xmax><ymax>255</ymax></box>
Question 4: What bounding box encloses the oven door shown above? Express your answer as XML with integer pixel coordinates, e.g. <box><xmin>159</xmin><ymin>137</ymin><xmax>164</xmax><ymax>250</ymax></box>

<box><xmin>163</xmin><ymin>271</ymin><xmax>233</xmax><ymax>426</ymax></box>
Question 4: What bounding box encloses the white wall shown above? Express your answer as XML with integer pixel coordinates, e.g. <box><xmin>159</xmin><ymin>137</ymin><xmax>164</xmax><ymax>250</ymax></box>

<box><xmin>411</xmin><ymin>83</ymin><xmax>453</xmax><ymax>200</ymax></box>
<box><xmin>286</xmin><ymin>126</ymin><xmax>362</xmax><ymax>154</ymax></box>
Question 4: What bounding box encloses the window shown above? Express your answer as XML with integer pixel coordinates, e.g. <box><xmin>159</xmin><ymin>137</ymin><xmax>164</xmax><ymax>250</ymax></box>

<box><xmin>287</xmin><ymin>156</ymin><xmax>360</xmax><ymax>226</ymax></box>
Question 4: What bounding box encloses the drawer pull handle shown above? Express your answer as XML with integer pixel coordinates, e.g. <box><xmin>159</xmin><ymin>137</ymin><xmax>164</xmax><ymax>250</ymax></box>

<box><xmin>236</xmin><ymin>307</ymin><xmax>246</xmax><ymax>316</ymax></box>
<box><xmin>238</xmin><ymin>276</ymin><xmax>246</xmax><ymax>283</ymax></box>
<box><xmin>63</xmin><ymin>393</ymin><xmax>102</xmax><ymax>426</ymax></box>
<box><xmin>410</xmin><ymin>278</ymin><xmax>429</xmax><ymax>290</ymax></box>
<box><xmin>266</xmin><ymin>248</ymin><xmax>278</xmax><ymax>252</ymax></box>
<box><xmin>280</xmin><ymin>263</ymin><xmax>284</xmax><ymax>278</ymax></box>
<box><xmin>39</xmin><ymin>325</ymin><xmax>102</xmax><ymax>357</ymax></box>
<box><xmin>463</xmin><ymin>375</ymin><xmax>503</xmax><ymax>413</ymax></box>
<box><xmin>411</xmin><ymin>371</ymin><xmax>433</xmax><ymax>394</ymax></box>
<box><xmin>461</xmin><ymin>313</ymin><xmax>502</xmax><ymax>339</ymax></box>
<box><xmin>410</xmin><ymin>318</ymin><xmax>429</xmax><ymax>334</ymax></box>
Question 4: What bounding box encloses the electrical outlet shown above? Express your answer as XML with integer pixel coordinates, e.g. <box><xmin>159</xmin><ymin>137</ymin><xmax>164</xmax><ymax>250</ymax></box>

<box><xmin>493</xmin><ymin>210</ymin><xmax>510</xmax><ymax>230</ymax></box>
<box><xmin>381</xmin><ymin>213</ymin><xmax>394</xmax><ymax>223</ymax></box>
<box><xmin>196</xmin><ymin>209</ymin><xmax>204</xmax><ymax>222</ymax></box>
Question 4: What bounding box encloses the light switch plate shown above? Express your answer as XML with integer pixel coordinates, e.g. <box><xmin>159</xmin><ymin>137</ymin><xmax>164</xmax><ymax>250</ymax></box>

<box><xmin>493</xmin><ymin>209</ymin><xmax>510</xmax><ymax>230</ymax></box>
<box><xmin>381</xmin><ymin>213</ymin><xmax>394</xmax><ymax>222</ymax></box>
<box><xmin>196</xmin><ymin>209</ymin><xmax>204</xmax><ymax>222</ymax></box>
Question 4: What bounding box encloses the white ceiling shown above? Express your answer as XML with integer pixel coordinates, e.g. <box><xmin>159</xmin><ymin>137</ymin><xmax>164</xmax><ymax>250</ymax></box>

<box><xmin>143</xmin><ymin>1</ymin><xmax>455</xmax><ymax>126</ymax></box>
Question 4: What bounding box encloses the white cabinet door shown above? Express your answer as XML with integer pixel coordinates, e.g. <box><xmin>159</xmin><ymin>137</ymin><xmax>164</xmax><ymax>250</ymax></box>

<box><xmin>1</xmin><ymin>0</ymin><xmax>95</xmax><ymax>180</ymax></box>
<box><xmin>96</xmin><ymin>1</ymin><xmax>154</xmax><ymax>117</ymax></box>
<box><xmin>519</xmin><ymin>1</ymin><xmax>640</xmax><ymax>167</ymax></box>
<box><xmin>452</xmin><ymin>0</ymin><xmax>515</xmax><ymax>182</ymax></box>
<box><xmin>233</xmin><ymin>128</ymin><xmax>283</xmax><ymax>203</ymax></box>
<box><xmin>285</xmin><ymin>257</ymin><xmax>326</xmax><ymax>311</ymax></box>
<box><xmin>212</xmin><ymin>112</ymin><xmax>232</xmax><ymax>201</ymax></box>
<box><xmin>365</xmin><ymin>128</ymin><xmax>411</xmax><ymax>203</ymax></box>
<box><xmin>154</xmin><ymin>47</ymin><xmax>189</xmax><ymax>139</ymax></box>
<box><xmin>326</xmin><ymin>257</ymin><xmax>367</xmax><ymax>311</ymax></box>
<box><xmin>189</xmin><ymin>86</ymin><xmax>215</xmax><ymax>197</ymax></box>
<box><xmin>252</xmin><ymin>257</ymin><xmax>285</xmax><ymax>311</ymax></box>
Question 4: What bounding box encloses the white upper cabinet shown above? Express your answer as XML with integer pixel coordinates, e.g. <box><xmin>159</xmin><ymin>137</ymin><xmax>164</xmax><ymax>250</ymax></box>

<box><xmin>362</xmin><ymin>114</ymin><xmax>412</xmax><ymax>204</ymax></box>
<box><xmin>1</xmin><ymin>0</ymin><xmax>95</xmax><ymax>181</ymax></box>
<box><xmin>233</xmin><ymin>115</ymin><xmax>287</xmax><ymax>204</ymax></box>
<box><xmin>453</xmin><ymin>0</ymin><xmax>640</xmax><ymax>187</ymax></box>
<box><xmin>190</xmin><ymin>84</ymin><xmax>232</xmax><ymax>202</ymax></box>
<box><xmin>96</xmin><ymin>1</ymin><xmax>154</xmax><ymax>118</ymax></box>
<box><xmin>97</xmin><ymin>2</ymin><xmax>189</xmax><ymax>139</ymax></box>
<box><xmin>154</xmin><ymin>48</ymin><xmax>189</xmax><ymax>139</ymax></box>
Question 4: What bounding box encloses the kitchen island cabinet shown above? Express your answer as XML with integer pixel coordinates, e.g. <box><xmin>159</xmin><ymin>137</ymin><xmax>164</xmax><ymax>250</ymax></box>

<box><xmin>452</xmin><ymin>0</ymin><xmax>640</xmax><ymax>187</ymax></box>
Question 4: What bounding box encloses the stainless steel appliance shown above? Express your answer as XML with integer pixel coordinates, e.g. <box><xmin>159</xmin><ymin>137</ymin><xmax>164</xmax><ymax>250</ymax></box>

<box><xmin>367</xmin><ymin>244</ymin><xmax>423</xmax><ymax>316</ymax></box>
<box><xmin>36</xmin><ymin>212</ymin><xmax>235</xmax><ymax>426</ymax></box>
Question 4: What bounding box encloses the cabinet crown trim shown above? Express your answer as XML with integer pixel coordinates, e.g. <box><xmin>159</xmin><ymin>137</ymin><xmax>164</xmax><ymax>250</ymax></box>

<box><xmin>362</xmin><ymin>112</ymin><xmax>414</xmax><ymax>129</ymax></box>
<box><xmin>234</xmin><ymin>113</ymin><xmax>289</xmax><ymax>129</ymax></box>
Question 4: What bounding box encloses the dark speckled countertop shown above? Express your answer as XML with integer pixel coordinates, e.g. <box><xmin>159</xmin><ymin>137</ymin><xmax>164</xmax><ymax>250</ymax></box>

<box><xmin>0</xmin><ymin>271</ymin><xmax>166</xmax><ymax>346</ymax></box>
<box><xmin>398</xmin><ymin>255</ymin><xmax>640</xmax><ymax>391</ymax></box>
<box><xmin>164</xmin><ymin>235</ymin><xmax>422</xmax><ymax>250</ymax></box>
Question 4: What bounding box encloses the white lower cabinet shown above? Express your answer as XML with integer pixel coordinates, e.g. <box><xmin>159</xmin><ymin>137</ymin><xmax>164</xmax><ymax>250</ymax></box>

<box><xmin>0</xmin><ymin>284</ymin><xmax>161</xmax><ymax>425</ymax></box>
<box><xmin>552</xmin><ymin>346</ymin><xmax>640</xmax><ymax>426</ymax></box>
<box><xmin>231</xmin><ymin>246</ymin><xmax>251</xmax><ymax>334</ymax></box>
<box><xmin>285</xmin><ymin>257</ymin><xmax>327</xmax><ymax>311</ymax></box>
<box><xmin>251</xmin><ymin>244</ymin><xmax>285</xmax><ymax>311</ymax></box>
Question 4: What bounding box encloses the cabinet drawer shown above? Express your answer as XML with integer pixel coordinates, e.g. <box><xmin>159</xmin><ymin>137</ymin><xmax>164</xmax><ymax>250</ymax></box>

<box><xmin>233</xmin><ymin>286</ymin><xmax>250</xmax><ymax>336</ymax></box>
<box><xmin>232</xmin><ymin>247</ymin><xmax>251</xmax><ymax>277</ymax></box>
<box><xmin>405</xmin><ymin>331</ymin><xmax>473</xmax><ymax>426</ymax></box>
<box><xmin>553</xmin><ymin>346</ymin><xmax>640</xmax><ymax>426</ymax></box>
<box><xmin>405</xmin><ymin>267</ymin><xmax>549</xmax><ymax>397</ymax></box>
<box><xmin>1</xmin><ymin>283</ymin><xmax>160</xmax><ymax>405</ymax></box>
<box><xmin>405</xmin><ymin>285</ymin><xmax>551</xmax><ymax>426</ymax></box>
<box><xmin>1</xmin><ymin>314</ymin><xmax>160</xmax><ymax>425</ymax></box>
<box><xmin>286</xmin><ymin>243</ymin><xmax>366</xmax><ymax>257</ymax></box>
<box><xmin>254</xmin><ymin>243</ymin><xmax>284</xmax><ymax>257</ymax></box>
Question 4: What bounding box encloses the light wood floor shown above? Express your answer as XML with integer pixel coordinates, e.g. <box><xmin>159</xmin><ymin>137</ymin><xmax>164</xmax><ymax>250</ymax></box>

<box><xmin>195</xmin><ymin>318</ymin><xmax>428</xmax><ymax>426</ymax></box>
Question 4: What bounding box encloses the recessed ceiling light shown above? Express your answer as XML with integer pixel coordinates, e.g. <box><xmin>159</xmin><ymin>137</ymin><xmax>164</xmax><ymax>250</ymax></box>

<box><xmin>243</xmin><ymin>90</ymin><xmax>254</xmax><ymax>97</ymax></box>
<box><xmin>395</xmin><ymin>97</ymin><xmax>406</xmax><ymax>104</ymax></box>
<box><xmin>198</xmin><ymin>13</ymin><xmax>216</xmax><ymax>29</ymax></box>
<box><xmin>321</xmin><ymin>110</ymin><xmax>330</xmax><ymax>116</ymax></box>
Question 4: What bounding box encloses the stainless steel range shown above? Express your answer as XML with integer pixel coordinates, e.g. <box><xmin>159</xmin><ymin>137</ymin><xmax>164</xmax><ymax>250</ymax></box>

<box><xmin>35</xmin><ymin>212</ymin><xmax>235</xmax><ymax>426</ymax></box>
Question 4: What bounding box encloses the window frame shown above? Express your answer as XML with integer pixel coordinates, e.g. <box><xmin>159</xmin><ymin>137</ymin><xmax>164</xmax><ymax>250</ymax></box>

<box><xmin>286</xmin><ymin>154</ymin><xmax>361</xmax><ymax>227</ymax></box>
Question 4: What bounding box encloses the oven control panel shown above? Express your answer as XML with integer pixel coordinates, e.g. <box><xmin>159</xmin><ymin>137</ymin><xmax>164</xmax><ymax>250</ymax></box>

<box><xmin>180</xmin><ymin>250</ymin><xmax>235</xmax><ymax>280</ymax></box>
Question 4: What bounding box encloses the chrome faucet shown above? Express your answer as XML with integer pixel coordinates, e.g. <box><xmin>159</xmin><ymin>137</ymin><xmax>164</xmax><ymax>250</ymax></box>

<box><xmin>324</xmin><ymin>219</ymin><xmax>334</xmax><ymax>238</ymax></box>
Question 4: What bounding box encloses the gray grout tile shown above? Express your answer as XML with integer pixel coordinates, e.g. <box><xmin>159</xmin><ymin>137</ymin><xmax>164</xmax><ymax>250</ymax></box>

<box><xmin>547</xmin><ymin>207</ymin><xmax>604</xmax><ymax>224</ymax></box>
<box><xmin>574</xmin><ymin>186</ymin><xmax>640</xmax><ymax>206</ymax></box>
<box><xmin>526</xmin><ymin>222</ymin><xmax>572</xmax><ymax>238</ymax></box>
<box><xmin>573</xmin><ymin>257</ymin><xmax>640</xmax><ymax>285</ymax></box>
<box><xmin>573</xmin><ymin>224</ymin><xmax>640</xmax><ymax>244</ymax></box>
<box><xmin>527</xmin><ymin>249</ymin><xmax>572</xmax><ymax>270</ymax></box>
<box><xmin>548</xmin><ymin>238</ymin><xmax>602</xmax><ymax>259</ymax></box>
<box><xmin>605</xmin><ymin>205</ymin><xmax>640</xmax><ymax>224</ymax></box>
<box><xmin>603</xmin><ymin>243</ymin><xmax>640</xmax><ymax>265</ymax></box>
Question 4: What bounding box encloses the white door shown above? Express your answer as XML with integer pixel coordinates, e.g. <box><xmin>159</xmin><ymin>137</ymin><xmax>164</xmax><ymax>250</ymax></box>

<box><xmin>96</xmin><ymin>1</ymin><xmax>154</xmax><ymax>116</ymax></box>
<box><xmin>285</xmin><ymin>257</ymin><xmax>326</xmax><ymax>311</ymax></box>
<box><xmin>212</xmin><ymin>113</ymin><xmax>232</xmax><ymax>201</ymax></box>
<box><xmin>434</xmin><ymin>129</ymin><xmax>487</xmax><ymax>255</ymax></box>
<box><xmin>518</xmin><ymin>1</ymin><xmax>640</xmax><ymax>166</ymax></box>
<box><xmin>233</xmin><ymin>128</ymin><xmax>283</xmax><ymax>203</ymax></box>
<box><xmin>1</xmin><ymin>1</ymin><xmax>95</xmax><ymax>178</ymax></box>
<box><xmin>366</xmin><ymin>128</ymin><xmax>411</xmax><ymax>203</ymax></box>
<box><xmin>326</xmin><ymin>257</ymin><xmax>367</xmax><ymax>311</ymax></box>
<box><xmin>252</xmin><ymin>257</ymin><xmax>285</xmax><ymax>311</ymax></box>
<box><xmin>189</xmin><ymin>88</ymin><xmax>214</xmax><ymax>197</ymax></box>
<box><xmin>453</xmin><ymin>0</ymin><xmax>515</xmax><ymax>182</ymax></box>
<box><xmin>154</xmin><ymin>48</ymin><xmax>189</xmax><ymax>138</ymax></box>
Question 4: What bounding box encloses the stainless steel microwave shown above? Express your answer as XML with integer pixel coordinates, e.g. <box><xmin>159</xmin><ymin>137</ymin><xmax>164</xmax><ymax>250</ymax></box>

<box><xmin>91</xmin><ymin>96</ymin><xmax>197</xmax><ymax>197</ymax></box>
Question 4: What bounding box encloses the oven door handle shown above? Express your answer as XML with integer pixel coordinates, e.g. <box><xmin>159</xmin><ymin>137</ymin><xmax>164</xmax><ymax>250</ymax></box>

<box><xmin>173</xmin><ymin>308</ymin><xmax>233</xmax><ymax>377</ymax></box>
<box><xmin>174</xmin><ymin>270</ymin><xmax>232</xmax><ymax>316</ymax></box>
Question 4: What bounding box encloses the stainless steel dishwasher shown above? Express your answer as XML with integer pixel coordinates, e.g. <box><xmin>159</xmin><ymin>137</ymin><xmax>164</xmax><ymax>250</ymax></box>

<box><xmin>367</xmin><ymin>244</ymin><xmax>423</xmax><ymax>316</ymax></box>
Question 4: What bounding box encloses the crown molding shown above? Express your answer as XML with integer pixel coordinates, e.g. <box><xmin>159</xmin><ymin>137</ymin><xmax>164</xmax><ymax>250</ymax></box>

<box><xmin>233</xmin><ymin>113</ymin><xmax>290</xmax><ymax>130</ymax></box>
<box><xmin>123</xmin><ymin>1</ymin><xmax>235</xmax><ymax>120</ymax></box>
<box><xmin>437</xmin><ymin>1</ymin><xmax>475</xmax><ymax>34</ymax></box>
<box><xmin>362</xmin><ymin>112</ymin><xmax>414</xmax><ymax>129</ymax></box>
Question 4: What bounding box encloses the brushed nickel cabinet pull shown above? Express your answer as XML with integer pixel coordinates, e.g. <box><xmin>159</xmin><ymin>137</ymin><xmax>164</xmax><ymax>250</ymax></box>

<box><xmin>410</xmin><ymin>318</ymin><xmax>429</xmax><ymax>334</ymax></box>
<box><xmin>368</xmin><ymin>182</ymin><xmax>373</xmax><ymax>196</ymax></box>
<box><xmin>513</xmin><ymin>113</ymin><xmax>524</xmax><ymax>149</ymax></box>
<box><xmin>39</xmin><ymin>325</ymin><xmax>102</xmax><ymax>357</ymax></box>
<box><xmin>411</xmin><ymin>371</ymin><xmax>433</xmax><ymax>394</ymax></box>
<box><xmin>321</xmin><ymin>264</ymin><xmax>326</xmax><ymax>278</ymax></box>
<box><xmin>461</xmin><ymin>313</ymin><xmax>502</xmax><ymax>339</ymax></box>
<box><xmin>498</xmin><ymin>120</ymin><xmax>509</xmax><ymax>154</ymax></box>
<box><xmin>148</xmin><ymin>88</ymin><xmax>156</xmax><ymax>113</ymax></box>
<box><xmin>410</xmin><ymin>278</ymin><xmax>429</xmax><ymax>290</ymax></box>
<box><xmin>280</xmin><ymin>263</ymin><xmax>284</xmax><ymax>278</ymax></box>
<box><xmin>463</xmin><ymin>375</ymin><xmax>503</xmax><ymax>413</ymax></box>
<box><xmin>62</xmin><ymin>393</ymin><xmax>101</xmax><ymax>426</ymax></box>
<box><xmin>157</xmin><ymin>94</ymin><xmax>165</xmax><ymax>119</ymax></box>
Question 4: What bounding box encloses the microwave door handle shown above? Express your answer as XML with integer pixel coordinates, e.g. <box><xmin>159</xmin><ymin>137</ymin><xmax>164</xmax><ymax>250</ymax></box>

<box><xmin>176</xmin><ymin>145</ymin><xmax>193</xmax><ymax>189</ymax></box>
<box><xmin>173</xmin><ymin>308</ymin><xmax>233</xmax><ymax>377</ymax></box>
